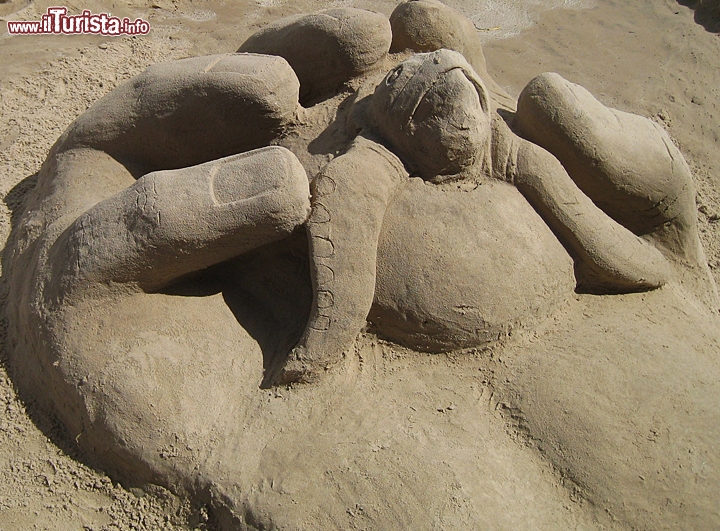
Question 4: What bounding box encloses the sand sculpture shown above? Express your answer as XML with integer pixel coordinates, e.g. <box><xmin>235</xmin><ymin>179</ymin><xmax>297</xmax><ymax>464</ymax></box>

<box><xmin>5</xmin><ymin>1</ymin><xmax>720</xmax><ymax>529</ymax></box>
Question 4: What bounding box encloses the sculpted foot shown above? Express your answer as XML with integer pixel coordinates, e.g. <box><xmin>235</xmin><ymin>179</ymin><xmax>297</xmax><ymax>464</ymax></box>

<box><xmin>274</xmin><ymin>346</ymin><xmax>319</xmax><ymax>385</ymax></box>
<box><xmin>274</xmin><ymin>344</ymin><xmax>339</xmax><ymax>385</ymax></box>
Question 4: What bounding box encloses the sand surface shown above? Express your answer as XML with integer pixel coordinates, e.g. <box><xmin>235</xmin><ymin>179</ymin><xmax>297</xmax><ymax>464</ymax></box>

<box><xmin>1</xmin><ymin>1</ymin><xmax>719</xmax><ymax>529</ymax></box>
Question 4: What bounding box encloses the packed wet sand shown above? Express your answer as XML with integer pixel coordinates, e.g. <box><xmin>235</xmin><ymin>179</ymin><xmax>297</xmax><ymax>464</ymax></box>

<box><xmin>1</xmin><ymin>1</ymin><xmax>719</xmax><ymax>529</ymax></box>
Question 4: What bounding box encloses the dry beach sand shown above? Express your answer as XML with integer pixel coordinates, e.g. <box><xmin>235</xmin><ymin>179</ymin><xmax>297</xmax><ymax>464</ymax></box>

<box><xmin>1</xmin><ymin>0</ymin><xmax>719</xmax><ymax>529</ymax></box>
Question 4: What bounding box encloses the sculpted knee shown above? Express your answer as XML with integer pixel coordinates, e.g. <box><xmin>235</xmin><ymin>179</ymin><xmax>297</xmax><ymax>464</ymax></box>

<box><xmin>517</xmin><ymin>72</ymin><xmax>696</xmax><ymax>239</ymax></box>
<box><xmin>62</xmin><ymin>54</ymin><xmax>301</xmax><ymax>171</ymax></box>
<box><xmin>239</xmin><ymin>8</ymin><xmax>392</xmax><ymax>103</ymax></box>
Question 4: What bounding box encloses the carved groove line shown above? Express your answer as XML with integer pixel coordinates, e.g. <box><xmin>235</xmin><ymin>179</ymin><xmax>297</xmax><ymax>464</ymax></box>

<box><xmin>309</xmin><ymin>173</ymin><xmax>337</xmax><ymax>332</ymax></box>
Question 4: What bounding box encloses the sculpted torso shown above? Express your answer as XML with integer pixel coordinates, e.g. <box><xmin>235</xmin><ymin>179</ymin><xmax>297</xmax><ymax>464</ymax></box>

<box><xmin>5</xmin><ymin>1</ymin><xmax>720</xmax><ymax>529</ymax></box>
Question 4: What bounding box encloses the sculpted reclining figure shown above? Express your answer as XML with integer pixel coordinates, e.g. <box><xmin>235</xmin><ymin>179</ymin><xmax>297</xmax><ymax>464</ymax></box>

<box><xmin>278</xmin><ymin>47</ymin><xmax>701</xmax><ymax>382</ymax></box>
<box><xmin>4</xmin><ymin>1</ymin><xmax>718</xmax><ymax>529</ymax></box>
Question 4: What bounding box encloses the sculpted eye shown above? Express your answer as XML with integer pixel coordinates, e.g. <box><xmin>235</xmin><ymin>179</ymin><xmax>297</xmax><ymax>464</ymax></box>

<box><xmin>386</xmin><ymin>65</ymin><xmax>403</xmax><ymax>85</ymax></box>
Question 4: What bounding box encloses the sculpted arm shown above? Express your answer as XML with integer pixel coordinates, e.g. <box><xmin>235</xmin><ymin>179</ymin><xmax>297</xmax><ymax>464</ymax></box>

<box><xmin>506</xmin><ymin>131</ymin><xmax>671</xmax><ymax>292</ymax></box>
<box><xmin>277</xmin><ymin>137</ymin><xmax>408</xmax><ymax>383</ymax></box>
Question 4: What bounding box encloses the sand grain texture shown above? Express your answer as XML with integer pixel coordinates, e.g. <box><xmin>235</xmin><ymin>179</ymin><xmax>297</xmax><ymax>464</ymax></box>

<box><xmin>1</xmin><ymin>1</ymin><xmax>719</xmax><ymax>530</ymax></box>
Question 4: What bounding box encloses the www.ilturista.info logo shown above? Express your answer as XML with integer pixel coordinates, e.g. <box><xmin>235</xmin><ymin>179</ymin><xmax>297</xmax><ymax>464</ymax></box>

<box><xmin>7</xmin><ymin>7</ymin><xmax>150</xmax><ymax>35</ymax></box>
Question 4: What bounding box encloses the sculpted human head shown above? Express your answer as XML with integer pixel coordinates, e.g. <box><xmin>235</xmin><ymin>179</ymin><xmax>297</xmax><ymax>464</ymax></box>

<box><xmin>370</xmin><ymin>49</ymin><xmax>491</xmax><ymax>182</ymax></box>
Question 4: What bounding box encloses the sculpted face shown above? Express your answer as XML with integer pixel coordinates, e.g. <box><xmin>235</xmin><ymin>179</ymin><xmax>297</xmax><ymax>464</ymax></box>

<box><xmin>371</xmin><ymin>49</ymin><xmax>492</xmax><ymax>181</ymax></box>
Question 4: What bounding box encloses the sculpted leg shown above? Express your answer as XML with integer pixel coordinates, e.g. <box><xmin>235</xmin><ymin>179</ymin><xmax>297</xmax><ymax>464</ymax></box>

<box><xmin>515</xmin><ymin>72</ymin><xmax>701</xmax><ymax>263</ymax></box>
<box><xmin>276</xmin><ymin>137</ymin><xmax>408</xmax><ymax>384</ymax></box>
<box><xmin>47</xmin><ymin>147</ymin><xmax>310</xmax><ymax>297</ymax></box>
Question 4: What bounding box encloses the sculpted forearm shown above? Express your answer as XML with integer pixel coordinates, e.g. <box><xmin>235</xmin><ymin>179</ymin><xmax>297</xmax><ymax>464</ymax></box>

<box><xmin>513</xmin><ymin>140</ymin><xmax>670</xmax><ymax>293</ymax></box>
<box><xmin>278</xmin><ymin>137</ymin><xmax>408</xmax><ymax>383</ymax></box>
